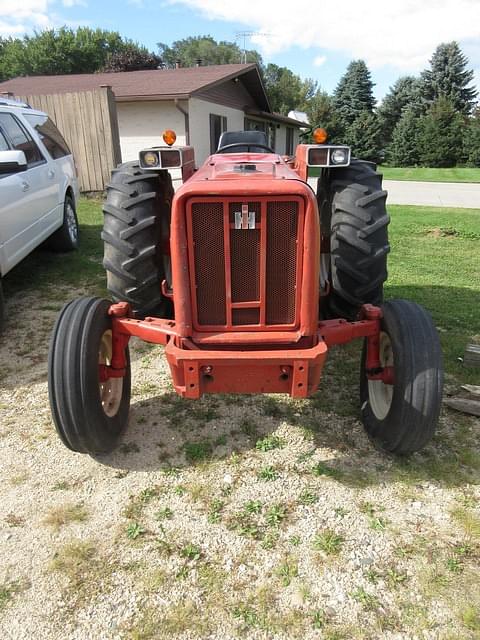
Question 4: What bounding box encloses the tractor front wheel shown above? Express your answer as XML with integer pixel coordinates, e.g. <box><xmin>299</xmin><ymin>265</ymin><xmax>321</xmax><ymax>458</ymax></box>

<box><xmin>360</xmin><ymin>299</ymin><xmax>443</xmax><ymax>454</ymax></box>
<box><xmin>48</xmin><ymin>297</ymin><xmax>131</xmax><ymax>454</ymax></box>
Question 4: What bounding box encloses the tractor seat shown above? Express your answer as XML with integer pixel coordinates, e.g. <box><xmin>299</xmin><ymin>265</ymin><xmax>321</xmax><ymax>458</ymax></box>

<box><xmin>216</xmin><ymin>130</ymin><xmax>273</xmax><ymax>153</ymax></box>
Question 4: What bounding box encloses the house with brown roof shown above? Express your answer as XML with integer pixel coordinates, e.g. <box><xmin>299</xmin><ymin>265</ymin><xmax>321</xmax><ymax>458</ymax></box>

<box><xmin>0</xmin><ymin>64</ymin><xmax>305</xmax><ymax>171</ymax></box>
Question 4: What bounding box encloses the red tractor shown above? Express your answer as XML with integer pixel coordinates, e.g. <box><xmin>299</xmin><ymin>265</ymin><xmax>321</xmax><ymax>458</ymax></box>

<box><xmin>48</xmin><ymin>128</ymin><xmax>443</xmax><ymax>456</ymax></box>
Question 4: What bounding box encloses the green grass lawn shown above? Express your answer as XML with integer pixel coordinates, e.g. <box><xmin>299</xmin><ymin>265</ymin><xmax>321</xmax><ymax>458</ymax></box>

<box><xmin>386</xmin><ymin>205</ymin><xmax>480</xmax><ymax>385</ymax></box>
<box><xmin>380</xmin><ymin>166</ymin><xmax>480</xmax><ymax>183</ymax></box>
<box><xmin>3</xmin><ymin>198</ymin><xmax>480</xmax><ymax>385</ymax></box>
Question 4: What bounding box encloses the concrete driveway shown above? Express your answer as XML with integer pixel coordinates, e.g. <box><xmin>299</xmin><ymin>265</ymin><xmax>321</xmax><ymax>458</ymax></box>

<box><xmin>384</xmin><ymin>179</ymin><xmax>480</xmax><ymax>208</ymax></box>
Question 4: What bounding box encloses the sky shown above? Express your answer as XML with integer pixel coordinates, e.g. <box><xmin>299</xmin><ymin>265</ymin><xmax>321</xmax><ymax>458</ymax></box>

<box><xmin>2</xmin><ymin>0</ymin><xmax>480</xmax><ymax>101</ymax></box>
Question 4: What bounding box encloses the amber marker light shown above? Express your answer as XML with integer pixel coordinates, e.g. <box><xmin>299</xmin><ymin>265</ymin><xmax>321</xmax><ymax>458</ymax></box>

<box><xmin>162</xmin><ymin>129</ymin><xmax>177</xmax><ymax>146</ymax></box>
<box><xmin>313</xmin><ymin>127</ymin><xmax>328</xmax><ymax>144</ymax></box>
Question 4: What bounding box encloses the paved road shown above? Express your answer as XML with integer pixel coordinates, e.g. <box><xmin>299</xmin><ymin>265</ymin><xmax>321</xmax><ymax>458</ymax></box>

<box><xmin>384</xmin><ymin>179</ymin><xmax>480</xmax><ymax>208</ymax></box>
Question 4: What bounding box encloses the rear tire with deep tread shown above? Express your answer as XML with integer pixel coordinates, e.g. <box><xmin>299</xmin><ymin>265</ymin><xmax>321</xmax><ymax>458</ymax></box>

<box><xmin>48</xmin><ymin>296</ymin><xmax>131</xmax><ymax>454</ymax></box>
<box><xmin>102</xmin><ymin>162</ymin><xmax>173</xmax><ymax>318</ymax></box>
<box><xmin>360</xmin><ymin>299</ymin><xmax>443</xmax><ymax>455</ymax></box>
<box><xmin>323</xmin><ymin>160</ymin><xmax>390</xmax><ymax>320</ymax></box>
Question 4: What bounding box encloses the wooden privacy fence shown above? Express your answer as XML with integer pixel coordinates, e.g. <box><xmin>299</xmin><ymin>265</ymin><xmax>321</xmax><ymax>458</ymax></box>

<box><xmin>14</xmin><ymin>87</ymin><xmax>121</xmax><ymax>192</ymax></box>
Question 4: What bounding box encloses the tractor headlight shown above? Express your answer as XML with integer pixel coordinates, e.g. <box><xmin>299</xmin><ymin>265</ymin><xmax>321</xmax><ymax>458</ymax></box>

<box><xmin>142</xmin><ymin>151</ymin><xmax>160</xmax><ymax>167</ymax></box>
<box><xmin>330</xmin><ymin>148</ymin><xmax>348</xmax><ymax>165</ymax></box>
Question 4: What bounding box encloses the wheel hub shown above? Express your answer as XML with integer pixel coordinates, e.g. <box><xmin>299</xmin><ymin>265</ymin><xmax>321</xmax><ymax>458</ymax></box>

<box><xmin>98</xmin><ymin>330</ymin><xmax>123</xmax><ymax>417</ymax></box>
<box><xmin>66</xmin><ymin>203</ymin><xmax>78</xmax><ymax>243</ymax></box>
<box><xmin>368</xmin><ymin>331</ymin><xmax>394</xmax><ymax>420</ymax></box>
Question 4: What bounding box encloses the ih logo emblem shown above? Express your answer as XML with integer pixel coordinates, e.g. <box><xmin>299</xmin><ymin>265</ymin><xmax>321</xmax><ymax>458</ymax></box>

<box><xmin>234</xmin><ymin>203</ymin><xmax>256</xmax><ymax>229</ymax></box>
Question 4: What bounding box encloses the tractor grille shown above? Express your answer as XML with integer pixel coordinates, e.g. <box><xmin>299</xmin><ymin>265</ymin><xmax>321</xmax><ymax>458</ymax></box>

<box><xmin>187</xmin><ymin>197</ymin><xmax>303</xmax><ymax>329</ymax></box>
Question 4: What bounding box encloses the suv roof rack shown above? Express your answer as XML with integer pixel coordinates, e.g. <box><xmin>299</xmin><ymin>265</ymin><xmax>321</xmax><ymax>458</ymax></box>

<box><xmin>0</xmin><ymin>97</ymin><xmax>31</xmax><ymax>108</ymax></box>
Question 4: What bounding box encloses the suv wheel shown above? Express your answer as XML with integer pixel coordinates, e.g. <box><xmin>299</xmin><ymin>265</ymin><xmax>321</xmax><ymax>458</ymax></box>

<box><xmin>49</xmin><ymin>194</ymin><xmax>79</xmax><ymax>252</ymax></box>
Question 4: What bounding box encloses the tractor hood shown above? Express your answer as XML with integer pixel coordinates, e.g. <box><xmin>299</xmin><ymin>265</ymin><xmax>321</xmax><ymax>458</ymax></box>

<box><xmin>176</xmin><ymin>152</ymin><xmax>311</xmax><ymax>198</ymax></box>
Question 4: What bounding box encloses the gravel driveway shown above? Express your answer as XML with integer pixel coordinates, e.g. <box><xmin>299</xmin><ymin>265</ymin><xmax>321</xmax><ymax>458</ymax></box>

<box><xmin>0</xmin><ymin>284</ymin><xmax>479</xmax><ymax>639</ymax></box>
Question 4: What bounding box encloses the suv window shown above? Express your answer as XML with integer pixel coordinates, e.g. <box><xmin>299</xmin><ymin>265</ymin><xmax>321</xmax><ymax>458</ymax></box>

<box><xmin>0</xmin><ymin>112</ymin><xmax>44</xmax><ymax>166</ymax></box>
<box><xmin>0</xmin><ymin>129</ymin><xmax>9</xmax><ymax>151</ymax></box>
<box><xmin>24</xmin><ymin>113</ymin><xmax>71</xmax><ymax>159</ymax></box>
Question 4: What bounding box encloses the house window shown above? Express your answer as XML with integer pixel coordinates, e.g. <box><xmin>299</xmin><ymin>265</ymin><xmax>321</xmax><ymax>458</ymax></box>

<box><xmin>244</xmin><ymin>118</ymin><xmax>266</xmax><ymax>133</ymax></box>
<box><xmin>243</xmin><ymin>118</ymin><xmax>276</xmax><ymax>151</ymax></box>
<box><xmin>267</xmin><ymin>123</ymin><xmax>276</xmax><ymax>152</ymax></box>
<box><xmin>286</xmin><ymin>127</ymin><xmax>294</xmax><ymax>155</ymax></box>
<box><xmin>210</xmin><ymin>114</ymin><xmax>227</xmax><ymax>153</ymax></box>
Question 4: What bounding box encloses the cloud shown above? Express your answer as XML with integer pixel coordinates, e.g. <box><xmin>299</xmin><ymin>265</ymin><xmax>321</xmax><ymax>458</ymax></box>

<box><xmin>168</xmin><ymin>0</ymin><xmax>480</xmax><ymax>71</ymax></box>
<box><xmin>313</xmin><ymin>55</ymin><xmax>326</xmax><ymax>67</ymax></box>
<box><xmin>0</xmin><ymin>0</ymin><xmax>85</xmax><ymax>36</ymax></box>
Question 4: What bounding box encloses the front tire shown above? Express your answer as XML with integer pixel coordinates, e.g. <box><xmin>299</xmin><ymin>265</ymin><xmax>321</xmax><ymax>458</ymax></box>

<box><xmin>360</xmin><ymin>299</ymin><xmax>443</xmax><ymax>455</ymax></box>
<box><xmin>48</xmin><ymin>297</ymin><xmax>131</xmax><ymax>454</ymax></box>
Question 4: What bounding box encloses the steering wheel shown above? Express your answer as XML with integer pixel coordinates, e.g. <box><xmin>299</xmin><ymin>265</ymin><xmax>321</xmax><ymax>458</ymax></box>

<box><xmin>216</xmin><ymin>142</ymin><xmax>274</xmax><ymax>153</ymax></box>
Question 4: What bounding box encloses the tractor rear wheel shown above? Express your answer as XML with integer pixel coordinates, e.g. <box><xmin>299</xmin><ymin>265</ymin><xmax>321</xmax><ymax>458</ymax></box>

<box><xmin>321</xmin><ymin>160</ymin><xmax>390</xmax><ymax>320</ymax></box>
<box><xmin>102</xmin><ymin>162</ymin><xmax>173</xmax><ymax>318</ymax></box>
<box><xmin>360</xmin><ymin>299</ymin><xmax>443</xmax><ymax>455</ymax></box>
<box><xmin>48</xmin><ymin>296</ymin><xmax>131</xmax><ymax>454</ymax></box>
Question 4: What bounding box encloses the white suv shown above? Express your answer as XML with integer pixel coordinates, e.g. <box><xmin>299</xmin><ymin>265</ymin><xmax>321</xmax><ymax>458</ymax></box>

<box><xmin>0</xmin><ymin>99</ymin><xmax>80</xmax><ymax>330</ymax></box>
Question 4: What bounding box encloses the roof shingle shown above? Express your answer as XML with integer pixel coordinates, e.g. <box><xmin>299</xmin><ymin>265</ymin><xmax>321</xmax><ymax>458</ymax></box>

<box><xmin>0</xmin><ymin>64</ymin><xmax>257</xmax><ymax>99</ymax></box>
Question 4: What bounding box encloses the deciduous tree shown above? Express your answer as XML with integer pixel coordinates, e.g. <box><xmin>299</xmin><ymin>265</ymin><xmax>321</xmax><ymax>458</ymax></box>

<box><xmin>157</xmin><ymin>35</ymin><xmax>261</xmax><ymax>68</ymax></box>
<box><xmin>0</xmin><ymin>28</ymin><xmax>145</xmax><ymax>80</ymax></box>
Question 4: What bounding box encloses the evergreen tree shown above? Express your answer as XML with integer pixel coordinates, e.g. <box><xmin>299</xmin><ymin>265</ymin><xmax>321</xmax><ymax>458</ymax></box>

<box><xmin>421</xmin><ymin>41</ymin><xmax>477</xmax><ymax>116</ymax></box>
<box><xmin>378</xmin><ymin>76</ymin><xmax>422</xmax><ymax>145</ymax></box>
<box><xmin>387</xmin><ymin>106</ymin><xmax>423</xmax><ymax>166</ymax></box>
<box><xmin>462</xmin><ymin>108</ymin><xmax>480</xmax><ymax>166</ymax></box>
<box><xmin>345</xmin><ymin>111</ymin><xmax>383</xmax><ymax>163</ymax></box>
<box><xmin>418</xmin><ymin>97</ymin><xmax>464</xmax><ymax>167</ymax></box>
<box><xmin>333</xmin><ymin>60</ymin><xmax>376</xmax><ymax>128</ymax></box>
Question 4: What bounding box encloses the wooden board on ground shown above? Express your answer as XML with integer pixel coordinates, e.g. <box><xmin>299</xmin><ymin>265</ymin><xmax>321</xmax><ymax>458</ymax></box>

<box><xmin>444</xmin><ymin>397</ymin><xmax>480</xmax><ymax>417</ymax></box>
<box><xmin>461</xmin><ymin>384</ymin><xmax>480</xmax><ymax>396</ymax></box>
<box><xmin>464</xmin><ymin>344</ymin><xmax>480</xmax><ymax>367</ymax></box>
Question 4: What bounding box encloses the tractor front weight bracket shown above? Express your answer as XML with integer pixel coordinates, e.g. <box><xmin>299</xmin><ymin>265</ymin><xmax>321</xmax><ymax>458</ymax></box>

<box><xmin>106</xmin><ymin>302</ymin><xmax>394</xmax><ymax>394</ymax></box>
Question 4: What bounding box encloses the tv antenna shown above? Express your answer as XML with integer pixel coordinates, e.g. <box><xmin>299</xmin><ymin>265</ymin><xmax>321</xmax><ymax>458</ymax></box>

<box><xmin>235</xmin><ymin>31</ymin><xmax>270</xmax><ymax>63</ymax></box>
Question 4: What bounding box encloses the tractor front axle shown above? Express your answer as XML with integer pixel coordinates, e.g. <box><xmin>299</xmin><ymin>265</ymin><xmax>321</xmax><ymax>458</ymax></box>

<box><xmin>102</xmin><ymin>302</ymin><xmax>393</xmax><ymax>398</ymax></box>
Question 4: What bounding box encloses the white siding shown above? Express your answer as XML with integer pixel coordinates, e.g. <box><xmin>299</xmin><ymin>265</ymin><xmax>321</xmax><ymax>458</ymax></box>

<box><xmin>189</xmin><ymin>97</ymin><xmax>245</xmax><ymax>164</ymax></box>
<box><xmin>115</xmin><ymin>98</ymin><xmax>303</xmax><ymax>186</ymax></box>
<box><xmin>117</xmin><ymin>100</ymin><xmax>186</xmax><ymax>162</ymax></box>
